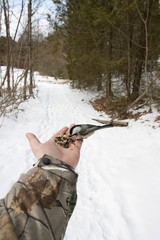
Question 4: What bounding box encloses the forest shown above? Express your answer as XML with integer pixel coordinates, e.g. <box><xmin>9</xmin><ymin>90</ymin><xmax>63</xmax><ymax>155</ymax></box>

<box><xmin>0</xmin><ymin>0</ymin><xmax>160</xmax><ymax>117</ymax></box>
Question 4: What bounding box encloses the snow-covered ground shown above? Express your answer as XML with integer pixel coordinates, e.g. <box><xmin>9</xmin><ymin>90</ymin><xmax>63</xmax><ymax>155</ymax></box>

<box><xmin>0</xmin><ymin>72</ymin><xmax>160</xmax><ymax>240</ymax></box>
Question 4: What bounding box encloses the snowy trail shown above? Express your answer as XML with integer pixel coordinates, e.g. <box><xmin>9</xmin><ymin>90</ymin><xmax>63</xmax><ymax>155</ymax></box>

<box><xmin>0</xmin><ymin>76</ymin><xmax>160</xmax><ymax>240</ymax></box>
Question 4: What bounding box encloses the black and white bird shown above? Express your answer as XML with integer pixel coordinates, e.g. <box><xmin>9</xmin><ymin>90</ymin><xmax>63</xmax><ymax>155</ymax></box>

<box><xmin>69</xmin><ymin>123</ymin><xmax>114</xmax><ymax>139</ymax></box>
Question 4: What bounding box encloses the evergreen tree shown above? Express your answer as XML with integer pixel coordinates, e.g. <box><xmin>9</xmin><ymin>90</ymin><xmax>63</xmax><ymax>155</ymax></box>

<box><xmin>53</xmin><ymin>0</ymin><xmax>160</xmax><ymax>100</ymax></box>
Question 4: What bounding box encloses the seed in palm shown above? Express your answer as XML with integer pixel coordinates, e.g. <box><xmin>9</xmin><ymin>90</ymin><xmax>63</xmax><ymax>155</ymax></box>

<box><xmin>55</xmin><ymin>134</ymin><xmax>75</xmax><ymax>148</ymax></box>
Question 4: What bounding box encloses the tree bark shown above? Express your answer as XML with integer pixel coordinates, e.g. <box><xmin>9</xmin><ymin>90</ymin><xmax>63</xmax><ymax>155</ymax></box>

<box><xmin>2</xmin><ymin>0</ymin><xmax>11</xmax><ymax>93</ymax></box>
<box><xmin>106</xmin><ymin>26</ymin><xmax>113</xmax><ymax>97</ymax></box>
<box><xmin>28</xmin><ymin>0</ymin><xmax>33</xmax><ymax>95</ymax></box>
<box><xmin>132</xmin><ymin>0</ymin><xmax>153</xmax><ymax>99</ymax></box>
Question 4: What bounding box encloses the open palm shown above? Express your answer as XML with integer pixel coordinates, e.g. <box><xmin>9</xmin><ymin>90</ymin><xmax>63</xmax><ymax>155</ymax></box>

<box><xmin>26</xmin><ymin>126</ymin><xmax>83</xmax><ymax>168</ymax></box>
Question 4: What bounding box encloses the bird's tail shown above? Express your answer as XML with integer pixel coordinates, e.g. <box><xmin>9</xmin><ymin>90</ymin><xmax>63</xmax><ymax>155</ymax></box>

<box><xmin>95</xmin><ymin>123</ymin><xmax>114</xmax><ymax>131</ymax></box>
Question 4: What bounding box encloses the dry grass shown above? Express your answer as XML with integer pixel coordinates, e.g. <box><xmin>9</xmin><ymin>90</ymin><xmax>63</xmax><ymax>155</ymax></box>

<box><xmin>90</xmin><ymin>96</ymin><xmax>147</xmax><ymax>120</ymax></box>
<box><xmin>155</xmin><ymin>116</ymin><xmax>160</xmax><ymax>122</ymax></box>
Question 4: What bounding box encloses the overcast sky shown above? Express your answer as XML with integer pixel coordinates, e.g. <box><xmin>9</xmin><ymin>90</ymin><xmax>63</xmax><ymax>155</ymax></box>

<box><xmin>1</xmin><ymin>0</ymin><xmax>55</xmax><ymax>39</ymax></box>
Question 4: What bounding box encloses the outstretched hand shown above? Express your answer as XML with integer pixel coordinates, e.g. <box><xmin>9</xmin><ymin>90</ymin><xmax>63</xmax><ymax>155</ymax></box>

<box><xmin>26</xmin><ymin>126</ymin><xmax>83</xmax><ymax>168</ymax></box>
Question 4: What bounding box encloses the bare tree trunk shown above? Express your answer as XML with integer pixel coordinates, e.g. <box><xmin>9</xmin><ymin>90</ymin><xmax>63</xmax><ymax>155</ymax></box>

<box><xmin>0</xmin><ymin>2</ymin><xmax>2</xmax><ymax>34</ymax></box>
<box><xmin>132</xmin><ymin>21</ymin><xmax>145</xmax><ymax>98</ymax></box>
<box><xmin>28</xmin><ymin>0</ymin><xmax>33</xmax><ymax>95</ymax></box>
<box><xmin>125</xmin><ymin>0</ymin><xmax>134</xmax><ymax>99</ymax></box>
<box><xmin>0</xmin><ymin>2</ymin><xmax>2</xmax><ymax>97</ymax></box>
<box><xmin>143</xmin><ymin>0</ymin><xmax>153</xmax><ymax>111</ymax></box>
<box><xmin>23</xmin><ymin>68</ymin><xmax>29</xmax><ymax>100</ymax></box>
<box><xmin>106</xmin><ymin>26</ymin><xmax>113</xmax><ymax>98</ymax></box>
<box><xmin>132</xmin><ymin>0</ymin><xmax>153</xmax><ymax>99</ymax></box>
<box><xmin>126</xmin><ymin>30</ymin><xmax>133</xmax><ymax>99</ymax></box>
<box><xmin>2</xmin><ymin>0</ymin><xmax>11</xmax><ymax>93</ymax></box>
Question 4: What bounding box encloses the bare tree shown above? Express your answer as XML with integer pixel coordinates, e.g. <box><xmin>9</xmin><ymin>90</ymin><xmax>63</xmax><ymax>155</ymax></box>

<box><xmin>28</xmin><ymin>0</ymin><xmax>33</xmax><ymax>96</ymax></box>
<box><xmin>2</xmin><ymin>0</ymin><xmax>11</xmax><ymax>92</ymax></box>
<box><xmin>0</xmin><ymin>0</ymin><xmax>36</xmax><ymax>116</ymax></box>
<box><xmin>0</xmin><ymin>1</ymin><xmax>2</xmax><ymax>96</ymax></box>
<box><xmin>134</xmin><ymin>0</ymin><xmax>153</xmax><ymax>110</ymax></box>
<box><xmin>0</xmin><ymin>0</ymin><xmax>55</xmax><ymax>117</ymax></box>
<box><xmin>0</xmin><ymin>2</ymin><xmax>2</xmax><ymax>34</ymax></box>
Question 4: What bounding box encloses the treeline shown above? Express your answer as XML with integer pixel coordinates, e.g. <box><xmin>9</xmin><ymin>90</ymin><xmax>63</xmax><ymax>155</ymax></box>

<box><xmin>52</xmin><ymin>0</ymin><xmax>160</xmax><ymax>103</ymax></box>
<box><xmin>1</xmin><ymin>0</ymin><xmax>160</xmax><ymax>116</ymax></box>
<box><xmin>0</xmin><ymin>0</ymin><xmax>64</xmax><ymax>116</ymax></box>
<box><xmin>0</xmin><ymin>0</ymin><xmax>35</xmax><ymax>117</ymax></box>
<box><xmin>0</xmin><ymin>32</ymin><xmax>66</xmax><ymax>78</ymax></box>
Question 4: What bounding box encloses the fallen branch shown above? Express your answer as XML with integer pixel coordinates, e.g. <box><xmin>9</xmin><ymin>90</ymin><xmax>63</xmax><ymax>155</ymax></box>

<box><xmin>92</xmin><ymin>118</ymin><xmax>128</xmax><ymax>127</ymax></box>
<box><xmin>115</xmin><ymin>88</ymin><xmax>148</xmax><ymax>118</ymax></box>
<box><xmin>92</xmin><ymin>88</ymin><xmax>148</xmax><ymax>127</ymax></box>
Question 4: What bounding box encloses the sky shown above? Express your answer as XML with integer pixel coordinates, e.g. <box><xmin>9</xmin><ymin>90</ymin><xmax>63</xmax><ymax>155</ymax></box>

<box><xmin>0</xmin><ymin>67</ymin><xmax>160</xmax><ymax>240</ymax></box>
<box><xmin>1</xmin><ymin>0</ymin><xmax>55</xmax><ymax>39</ymax></box>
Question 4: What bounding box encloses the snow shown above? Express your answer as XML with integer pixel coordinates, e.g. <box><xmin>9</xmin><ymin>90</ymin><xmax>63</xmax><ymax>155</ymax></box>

<box><xmin>0</xmin><ymin>71</ymin><xmax>160</xmax><ymax>240</ymax></box>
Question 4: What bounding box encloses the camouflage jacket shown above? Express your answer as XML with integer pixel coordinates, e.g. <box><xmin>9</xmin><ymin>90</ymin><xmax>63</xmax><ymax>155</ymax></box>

<box><xmin>0</xmin><ymin>155</ymin><xmax>78</xmax><ymax>240</ymax></box>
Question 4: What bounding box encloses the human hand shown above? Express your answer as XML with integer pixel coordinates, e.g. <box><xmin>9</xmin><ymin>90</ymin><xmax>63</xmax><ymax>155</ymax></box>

<box><xmin>26</xmin><ymin>126</ymin><xmax>83</xmax><ymax>168</ymax></box>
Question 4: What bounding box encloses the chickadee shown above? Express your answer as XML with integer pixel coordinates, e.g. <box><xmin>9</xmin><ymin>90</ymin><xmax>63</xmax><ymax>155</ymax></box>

<box><xmin>69</xmin><ymin>123</ymin><xmax>114</xmax><ymax>139</ymax></box>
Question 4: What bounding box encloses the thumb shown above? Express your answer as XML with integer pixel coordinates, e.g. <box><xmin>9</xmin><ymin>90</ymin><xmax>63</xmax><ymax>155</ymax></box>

<box><xmin>26</xmin><ymin>133</ymin><xmax>41</xmax><ymax>152</ymax></box>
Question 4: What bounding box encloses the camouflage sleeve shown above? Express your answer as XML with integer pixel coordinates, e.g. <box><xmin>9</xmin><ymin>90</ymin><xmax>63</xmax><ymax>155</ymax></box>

<box><xmin>0</xmin><ymin>155</ymin><xmax>78</xmax><ymax>240</ymax></box>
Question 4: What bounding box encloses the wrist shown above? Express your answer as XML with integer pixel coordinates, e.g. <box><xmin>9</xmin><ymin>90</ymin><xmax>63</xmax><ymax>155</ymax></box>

<box><xmin>34</xmin><ymin>154</ymin><xmax>77</xmax><ymax>175</ymax></box>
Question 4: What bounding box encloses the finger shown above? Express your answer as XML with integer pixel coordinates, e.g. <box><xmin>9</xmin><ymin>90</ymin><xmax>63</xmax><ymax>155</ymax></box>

<box><xmin>26</xmin><ymin>133</ymin><xmax>41</xmax><ymax>150</ymax></box>
<box><xmin>74</xmin><ymin>138</ymin><xmax>83</xmax><ymax>149</ymax></box>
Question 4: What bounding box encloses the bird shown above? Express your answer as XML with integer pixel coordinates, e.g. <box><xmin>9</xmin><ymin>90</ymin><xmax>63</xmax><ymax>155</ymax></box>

<box><xmin>69</xmin><ymin>123</ymin><xmax>114</xmax><ymax>139</ymax></box>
